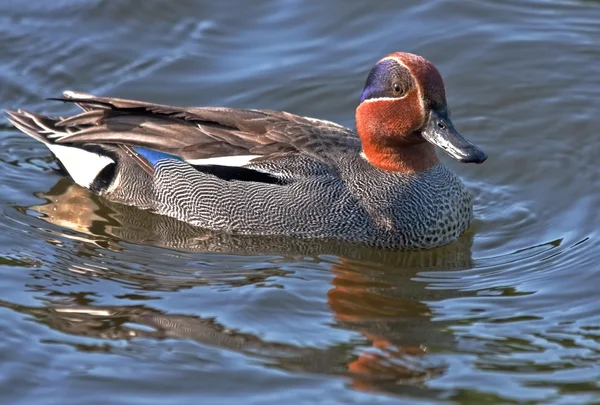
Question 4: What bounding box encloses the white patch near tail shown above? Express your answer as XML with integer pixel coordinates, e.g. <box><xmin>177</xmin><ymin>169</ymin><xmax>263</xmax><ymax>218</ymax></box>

<box><xmin>47</xmin><ymin>144</ymin><xmax>114</xmax><ymax>188</ymax></box>
<box><xmin>63</xmin><ymin>90</ymin><xmax>95</xmax><ymax>99</ymax></box>
<box><xmin>185</xmin><ymin>155</ymin><xmax>260</xmax><ymax>167</ymax></box>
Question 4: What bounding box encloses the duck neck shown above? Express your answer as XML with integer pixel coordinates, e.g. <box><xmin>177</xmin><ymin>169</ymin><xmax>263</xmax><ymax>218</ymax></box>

<box><xmin>360</xmin><ymin>138</ymin><xmax>440</xmax><ymax>173</ymax></box>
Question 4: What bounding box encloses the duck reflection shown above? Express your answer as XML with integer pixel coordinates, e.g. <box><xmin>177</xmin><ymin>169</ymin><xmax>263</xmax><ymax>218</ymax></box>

<box><xmin>20</xmin><ymin>178</ymin><xmax>477</xmax><ymax>394</ymax></box>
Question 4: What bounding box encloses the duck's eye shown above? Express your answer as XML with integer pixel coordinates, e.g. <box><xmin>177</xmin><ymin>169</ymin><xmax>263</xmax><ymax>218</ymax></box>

<box><xmin>392</xmin><ymin>82</ymin><xmax>405</xmax><ymax>96</ymax></box>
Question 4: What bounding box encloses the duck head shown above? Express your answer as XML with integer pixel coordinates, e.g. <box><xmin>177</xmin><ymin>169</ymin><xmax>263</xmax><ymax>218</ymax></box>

<box><xmin>356</xmin><ymin>52</ymin><xmax>487</xmax><ymax>173</ymax></box>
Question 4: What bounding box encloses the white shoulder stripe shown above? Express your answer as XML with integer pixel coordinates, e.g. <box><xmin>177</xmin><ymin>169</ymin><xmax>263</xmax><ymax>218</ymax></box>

<box><xmin>185</xmin><ymin>155</ymin><xmax>261</xmax><ymax>167</ymax></box>
<box><xmin>47</xmin><ymin>144</ymin><xmax>114</xmax><ymax>188</ymax></box>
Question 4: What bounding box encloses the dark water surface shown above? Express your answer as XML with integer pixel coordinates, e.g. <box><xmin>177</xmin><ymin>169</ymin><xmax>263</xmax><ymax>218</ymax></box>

<box><xmin>1</xmin><ymin>1</ymin><xmax>600</xmax><ymax>404</ymax></box>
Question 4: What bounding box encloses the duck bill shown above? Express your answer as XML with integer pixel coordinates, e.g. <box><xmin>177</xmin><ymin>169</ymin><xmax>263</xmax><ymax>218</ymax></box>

<box><xmin>421</xmin><ymin>110</ymin><xmax>487</xmax><ymax>164</ymax></box>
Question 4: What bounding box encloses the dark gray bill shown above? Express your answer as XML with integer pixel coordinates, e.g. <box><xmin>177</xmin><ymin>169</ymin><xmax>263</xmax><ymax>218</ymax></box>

<box><xmin>421</xmin><ymin>110</ymin><xmax>487</xmax><ymax>164</ymax></box>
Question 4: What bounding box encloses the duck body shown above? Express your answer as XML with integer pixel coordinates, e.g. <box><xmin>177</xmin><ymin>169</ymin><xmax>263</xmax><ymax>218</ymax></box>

<box><xmin>108</xmin><ymin>148</ymin><xmax>472</xmax><ymax>249</ymax></box>
<box><xmin>6</xmin><ymin>52</ymin><xmax>486</xmax><ymax>249</ymax></box>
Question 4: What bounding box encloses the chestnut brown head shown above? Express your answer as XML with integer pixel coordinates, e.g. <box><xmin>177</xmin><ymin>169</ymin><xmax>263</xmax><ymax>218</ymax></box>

<box><xmin>356</xmin><ymin>52</ymin><xmax>486</xmax><ymax>173</ymax></box>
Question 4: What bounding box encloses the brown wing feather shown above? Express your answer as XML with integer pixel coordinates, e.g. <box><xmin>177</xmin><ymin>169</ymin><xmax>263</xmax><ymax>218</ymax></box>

<box><xmin>119</xmin><ymin>145</ymin><xmax>155</xmax><ymax>176</ymax></box>
<box><xmin>47</xmin><ymin>91</ymin><xmax>360</xmax><ymax>162</ymax></box>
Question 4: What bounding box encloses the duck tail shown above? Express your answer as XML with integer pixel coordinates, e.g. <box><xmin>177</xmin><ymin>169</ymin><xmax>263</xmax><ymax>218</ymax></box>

<box><xmin>5</xmin><ymin>109</ymin><xmax>115</xmax><ymax>190</ymax></box>
<box><xmin>4</xmin><ymin>108</ymin><xmax>61</xmax><ymax>144</ymax></box>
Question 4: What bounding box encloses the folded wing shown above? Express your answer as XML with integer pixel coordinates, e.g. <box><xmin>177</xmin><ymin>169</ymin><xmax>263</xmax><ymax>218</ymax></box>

<box><xmin>47</xmin><ymin>91</ymin><xmax>360</xmax><ymax>164</ymax></box>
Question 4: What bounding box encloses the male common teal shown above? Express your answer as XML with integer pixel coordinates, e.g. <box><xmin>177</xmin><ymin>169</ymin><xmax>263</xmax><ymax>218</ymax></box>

<box><xmin>6</xmin><ymin>52</ymin><xmax>487</xmax><ymax>249</ymax></box>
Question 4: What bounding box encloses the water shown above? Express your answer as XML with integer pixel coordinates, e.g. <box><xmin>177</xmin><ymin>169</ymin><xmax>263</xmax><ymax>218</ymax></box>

<box><xmin>1</xmin><ymin>0</ymin><xmax>599</xmax><ymax>403</ymax></box>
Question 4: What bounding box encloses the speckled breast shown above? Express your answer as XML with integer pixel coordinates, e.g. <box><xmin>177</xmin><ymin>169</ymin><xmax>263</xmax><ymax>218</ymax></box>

<box><xmin>337</xmin><ymin>159</ymin><xmax>474</xmax><ymax>249</ymax></box>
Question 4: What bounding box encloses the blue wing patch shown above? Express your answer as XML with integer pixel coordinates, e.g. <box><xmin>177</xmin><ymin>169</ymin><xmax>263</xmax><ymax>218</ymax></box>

<box><xmin>133</xmin><ymin>147</ymin><xmax>181</xmax><ymax>167</ymax></box>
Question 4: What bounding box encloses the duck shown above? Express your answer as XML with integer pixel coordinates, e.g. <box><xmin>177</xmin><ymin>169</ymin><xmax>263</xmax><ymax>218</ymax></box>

<box><xmin>6</xmin><ymin>52</ymin><xmax>487</xmax><ymax>250</ymax></box>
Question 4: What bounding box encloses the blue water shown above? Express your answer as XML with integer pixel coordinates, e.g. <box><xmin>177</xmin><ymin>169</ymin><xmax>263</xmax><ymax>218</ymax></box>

<box><xmin>1</xmin><ymin>1</ymin><xmax>600</xmax><ymax>404</ymax></box>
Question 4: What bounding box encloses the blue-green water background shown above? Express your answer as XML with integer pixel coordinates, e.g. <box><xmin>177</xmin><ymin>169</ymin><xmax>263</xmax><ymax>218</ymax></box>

<box><xmin>1</xmin><ymin>1</ymin><xmax>600</xmax><ymax>404</ymax></box>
